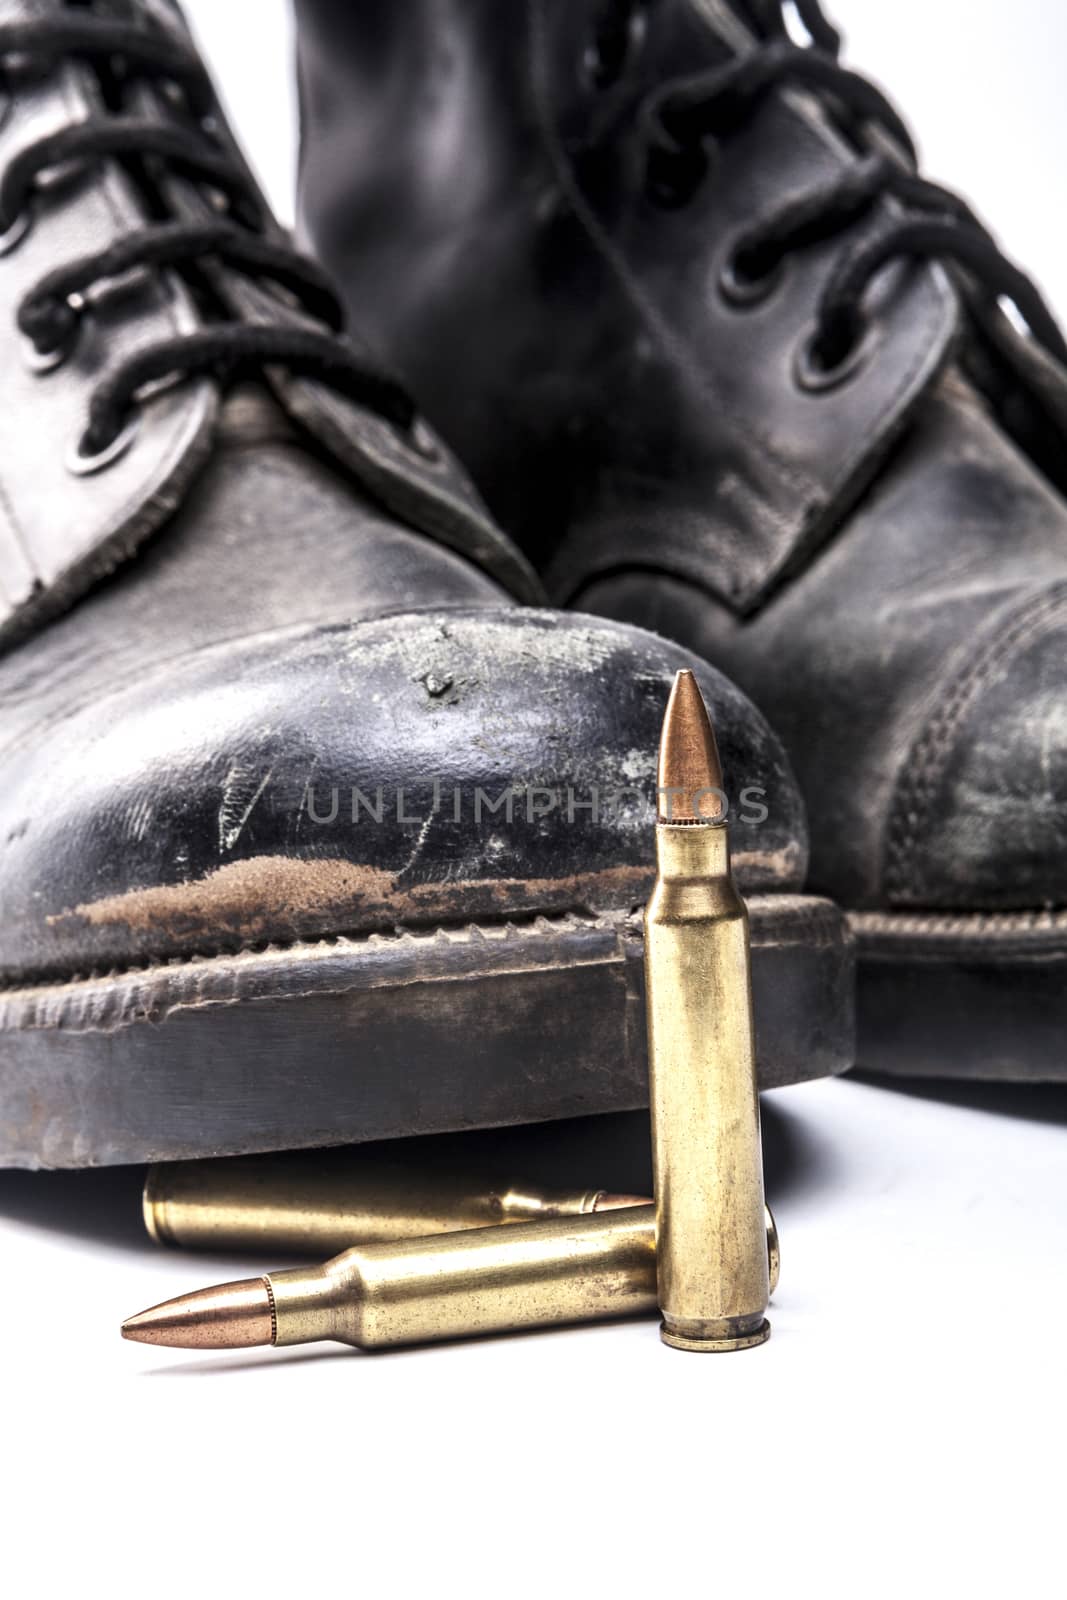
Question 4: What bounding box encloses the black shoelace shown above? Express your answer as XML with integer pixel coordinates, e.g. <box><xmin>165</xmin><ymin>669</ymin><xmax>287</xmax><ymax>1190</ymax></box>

<box><xmin>610</xmin><ymin>0</ymin><xmax>1067</xmax><ymax>376</ymax></box>
<box><xmin>0</xmin><ymin>12</ymin><xmax>416</xmax><ymax>464</ymax></box>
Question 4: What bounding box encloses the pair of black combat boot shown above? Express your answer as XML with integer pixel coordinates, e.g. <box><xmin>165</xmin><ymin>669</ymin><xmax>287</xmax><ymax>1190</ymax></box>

<box><xmin>1</xmin><ymin>0</ymin><xmax>1064</xmax><ymax>1168</ymax></box>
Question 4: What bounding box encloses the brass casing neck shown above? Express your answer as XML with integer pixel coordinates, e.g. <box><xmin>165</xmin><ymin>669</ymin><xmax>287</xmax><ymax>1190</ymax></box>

<box><xmin>653</xmin><ymin>818</ymin><xmax>731</xmax><ymax>880</ymax></box>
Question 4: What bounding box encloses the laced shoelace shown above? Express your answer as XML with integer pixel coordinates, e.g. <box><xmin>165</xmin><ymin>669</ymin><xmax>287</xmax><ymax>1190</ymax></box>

<box><xmin>0</xmin><ymin>12</ymin><xmax>417</xmax><ymax>466</ymax></box>
<box><xmin>607</xmin><ymin>0</ymin><xmax>1067</xmax><ymax>377</ymax></box>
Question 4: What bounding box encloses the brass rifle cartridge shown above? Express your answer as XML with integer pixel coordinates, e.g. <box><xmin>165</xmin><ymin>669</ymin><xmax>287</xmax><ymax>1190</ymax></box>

<box><xmin>122</xmin><ymin>1205</ymin><xmax>780</xmax><ymax>1352</ymax></box>
<box><xmin>143</xmin><ymin>1149</ymin><xmax>639</xmax><ymax>1253</ymax></box>
<box><xmin>644</xmin><ymin>669</ymin><xmax>771</xmax><ymax>1352</ymax></box>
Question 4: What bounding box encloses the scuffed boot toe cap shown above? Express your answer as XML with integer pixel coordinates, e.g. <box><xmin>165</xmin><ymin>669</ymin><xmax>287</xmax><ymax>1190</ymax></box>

<box><xmin>0</xmin><ymin>608</ymin><xmax>808</xmax><ymax>978</ymax></box>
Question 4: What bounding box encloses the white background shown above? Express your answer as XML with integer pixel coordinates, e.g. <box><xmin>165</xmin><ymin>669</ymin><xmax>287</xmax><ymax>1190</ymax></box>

<box><xmin>3</xmin><ymin>4</ymin><xmax>1066</xmax><ymax>1597</ymax></box>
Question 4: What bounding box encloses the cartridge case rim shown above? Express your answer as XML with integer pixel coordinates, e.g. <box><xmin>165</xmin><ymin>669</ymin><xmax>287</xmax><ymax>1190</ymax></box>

<box><xmin>660</xmin><ymin>1319</ymin><xmax>771</xmax><ymax>1353</ymax></box>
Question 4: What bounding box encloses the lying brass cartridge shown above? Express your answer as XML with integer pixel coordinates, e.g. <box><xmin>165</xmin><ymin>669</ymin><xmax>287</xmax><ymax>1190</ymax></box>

<box><xmin>645</xmin><ymin>670</ymin><xmax>771</xmax><ymax>1352</ymax></box>
<box><xmin>143</xmin><ymin>1149</ymin><xmax>642</xmax><ymax>1253</ymax></box>
<box><xmin>121</xmin><ymin>1205</ymin><xmax>780</xmax><ymax>1352</ymax></box>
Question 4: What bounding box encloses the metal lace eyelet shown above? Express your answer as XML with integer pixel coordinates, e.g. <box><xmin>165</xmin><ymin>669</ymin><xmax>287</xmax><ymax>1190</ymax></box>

<box><xmin>21</xmin><ymin>316</ymin><xmax>79</xmax><ymax>372</ymax></box>
<box><xmin>0</xmin><ymin>209</ymin><xmax>31</xmax><ymax>257</ymax></box>
<box><xmin>20</xmin><ymin>296</ymin><xmax>81</xmax><ymax>372</ymax></box>
<box><xmin>718</xmin><ymin>245</ymin><xmax>786</xmax><ymax>309</ymax></box>
<box><xmin>65</xmin><ymin>413</ymin><xmax>140</xmax><ymax>477</ymax></box>
<box><xmin>22</xmin><ymin>336</ymin><xmax>69</xmax><ymax>373</ymax></box>
<box><xmin>793</xmin><ymin>318</ymin><xmax>875</xmax><ymax>394</ymax></box>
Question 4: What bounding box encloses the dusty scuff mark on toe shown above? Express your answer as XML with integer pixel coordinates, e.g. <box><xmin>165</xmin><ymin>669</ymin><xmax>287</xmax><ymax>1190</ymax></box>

<box><xmin>50</xmin><ymin>857</ymin><xmax>397</xmax><ymax>938</ymax></box>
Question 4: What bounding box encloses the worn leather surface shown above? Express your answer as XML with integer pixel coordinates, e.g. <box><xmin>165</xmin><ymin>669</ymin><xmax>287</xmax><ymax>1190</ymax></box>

<box><xmin>587</xmin><ymin>371</ymin><xmax>1067</xmax><ymax>910</ymax></box>
<box><xmin>0</xmin><ymin>430</ymin><xmax>808</xmax><ymax>973</ymax></box>
<box><xmin>0</xmin><ymin>0</ymin><xmax>809</xmax><ymax>982</ymax></box>
<box><xmin>297</xmin><ymin>0</ymin><xmax>1067</xmax><ymax>916</ymax></box>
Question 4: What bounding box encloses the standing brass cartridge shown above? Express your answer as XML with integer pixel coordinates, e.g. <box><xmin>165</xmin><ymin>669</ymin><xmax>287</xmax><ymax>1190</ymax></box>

<box><xmin>645</xmin><ymin>669</ymin><xmax>771</xmax><ymax>1352</ymax></box>
<box><xmin>143</xmin><ymin>1148</ymin><xmax>640</xmax><ymax>1254</ymax></box>
<box><xmin>121</xmin><ymin>1206</ymin><xmax>781</xmax><ymax>1352</ymax></box>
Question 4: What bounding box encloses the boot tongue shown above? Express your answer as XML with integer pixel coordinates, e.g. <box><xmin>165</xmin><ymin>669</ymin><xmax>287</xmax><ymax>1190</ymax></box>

<box><xmin>215</xmin><ymin>383</ymin><xmax>305</xmax><ymax>452</ymax></box>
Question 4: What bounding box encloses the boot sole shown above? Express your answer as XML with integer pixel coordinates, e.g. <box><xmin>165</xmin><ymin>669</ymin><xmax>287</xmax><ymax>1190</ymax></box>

<box><xmin>853</xmin><ymin>908</ymin><xmax>1067</xmax><ymax>1080</ymax></box>
<box><xmin>0</xmin><ymin>892</ymin><xmax>852</xmax><ymax>1167</ymax></box>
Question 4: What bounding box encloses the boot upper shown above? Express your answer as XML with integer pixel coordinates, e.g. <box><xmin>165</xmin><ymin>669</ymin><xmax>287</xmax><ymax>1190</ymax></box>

<box><xmin>296</xmin><ymin>0</ymin><xmax>1067</xmax><ymax>913</ymax></box>
<box><xmin>0</xmin><ymin>0</ymin><xmax>537</xmax><ymax>639</ymax></box>
<box><xmin>296</xmin><ymin>0</ymin><xmax>956</xmax><ymax>612</ymax></box>
<box><xmin>0</xmin><ymin>0</ymin><xmax>809</xmax><ymax>981</ymax></box>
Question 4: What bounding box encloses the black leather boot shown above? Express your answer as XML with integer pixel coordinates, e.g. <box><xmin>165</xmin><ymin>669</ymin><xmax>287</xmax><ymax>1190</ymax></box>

<box><xmin>0</xmin><ymin>1</ymin><xmax>852</xmax><ymax>1166</ymax></box>
<box><xmin>298</xmin><ymin>0</ymin><xmax>1067</xmax><ymax>1081</ymax></box>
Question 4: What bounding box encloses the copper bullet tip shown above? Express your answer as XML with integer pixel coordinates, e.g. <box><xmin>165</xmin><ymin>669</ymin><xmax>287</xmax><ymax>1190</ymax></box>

<box><xmin>592</xmin><ymin>1192</ymin><xmax>651</xmax><ymax>1211</ymax></box>
<box><xmin>656</xmin><ymin>669</ymin><xmax>725</xmax><ymax>823</ymax></box>
<box><xmin>121</xmin><ymin>1276</ymin><xmax>275</xmax><ymax>1349</ymax></box>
